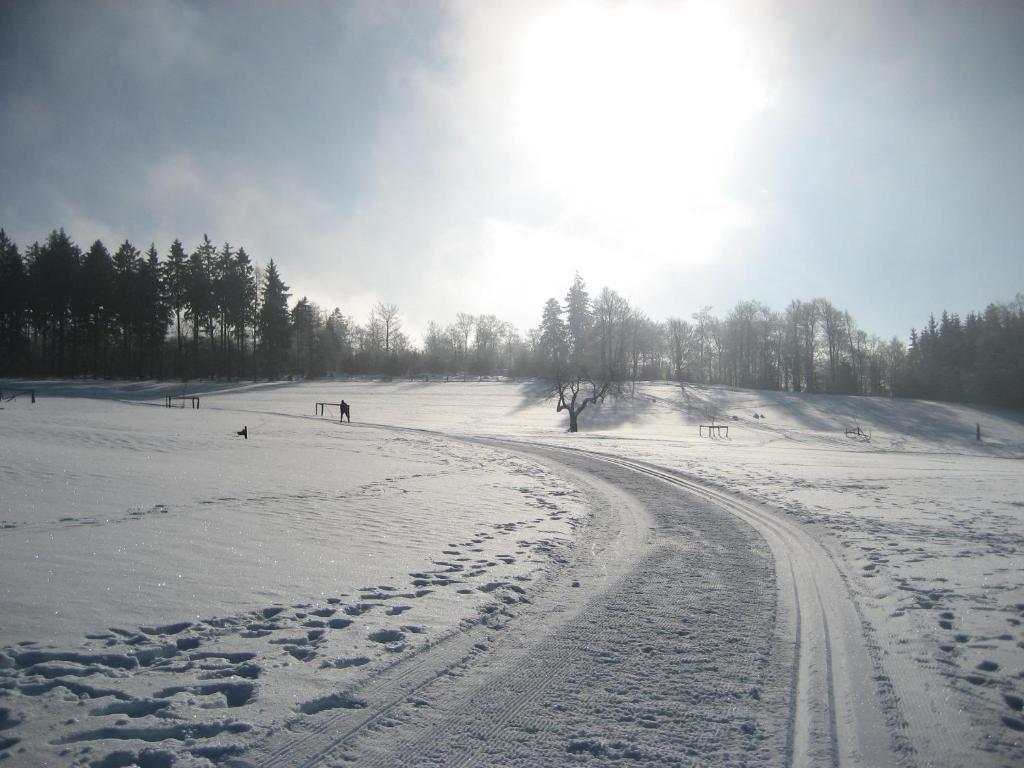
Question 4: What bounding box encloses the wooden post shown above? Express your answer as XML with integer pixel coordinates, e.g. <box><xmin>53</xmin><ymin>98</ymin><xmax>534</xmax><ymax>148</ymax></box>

<box><xmin>977</xmin><ymin>423</ymin><xmax>981</xmax><ymax>441</ymax></box>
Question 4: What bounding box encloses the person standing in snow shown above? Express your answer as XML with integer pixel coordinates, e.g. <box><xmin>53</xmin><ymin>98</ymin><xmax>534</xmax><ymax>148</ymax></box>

<box><xmin>340</xmin><ymin>400</ymin><xmax>350</xmax><ymax>423</ymax></box>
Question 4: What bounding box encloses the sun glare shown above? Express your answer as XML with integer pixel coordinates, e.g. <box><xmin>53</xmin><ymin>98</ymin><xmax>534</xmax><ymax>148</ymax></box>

<box><xmin>511</xmin><ymin>1</ymin><xmax>769</xmax><ymax>266</ymax></box>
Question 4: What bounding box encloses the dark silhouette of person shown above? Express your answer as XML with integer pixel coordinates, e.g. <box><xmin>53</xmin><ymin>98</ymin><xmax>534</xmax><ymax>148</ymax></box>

<box><xmin>340</xmin><ymin>400</ymin><xmax>350</xmax><ymax>423</ymax></box>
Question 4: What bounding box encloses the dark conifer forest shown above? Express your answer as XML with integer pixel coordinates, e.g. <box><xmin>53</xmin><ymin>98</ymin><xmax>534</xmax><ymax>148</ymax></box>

<box><xmin>0</xmin><ymin>227</ymin><xmax>1020</xmax><ymax>409</ymax></box>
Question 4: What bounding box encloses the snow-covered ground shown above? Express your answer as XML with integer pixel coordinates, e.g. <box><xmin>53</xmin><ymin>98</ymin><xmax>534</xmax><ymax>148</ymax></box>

<box><xmin>0</xmin><ymin>378</ymin><xmax>1021</xmax><ymax>766</ymax></box>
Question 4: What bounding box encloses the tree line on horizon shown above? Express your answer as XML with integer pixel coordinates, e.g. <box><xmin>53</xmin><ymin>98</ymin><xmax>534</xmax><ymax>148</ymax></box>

<box><xmin>531</xmin><ymin>275</ymin><xmax>1023</xmax><ymax>426</ymax></box>
<box><xmin>0</xmin><ymin>227</ymin><xmax>1021</xmax><ymax>411</ymax></box>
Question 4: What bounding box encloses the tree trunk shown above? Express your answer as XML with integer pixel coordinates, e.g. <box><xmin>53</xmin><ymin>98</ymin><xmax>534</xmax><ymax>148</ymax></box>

<box><xmin>176</xmin><ymin>308</ymin><xmax>183</xmax><ymax>376</ymax></box>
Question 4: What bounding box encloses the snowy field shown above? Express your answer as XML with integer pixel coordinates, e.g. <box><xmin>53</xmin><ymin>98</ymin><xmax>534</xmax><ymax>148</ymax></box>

<box><xmin>1</xmin><ymin>378</ymin><xmax>1022</xmax><ymax>767</ymax></box>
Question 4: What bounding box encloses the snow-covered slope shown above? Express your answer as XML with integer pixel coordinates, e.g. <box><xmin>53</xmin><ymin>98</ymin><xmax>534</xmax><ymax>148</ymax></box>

<box><xmin>0</xmin><ymin>378</ymin><xmax>1021</xmax><ymax>766</ymax></box>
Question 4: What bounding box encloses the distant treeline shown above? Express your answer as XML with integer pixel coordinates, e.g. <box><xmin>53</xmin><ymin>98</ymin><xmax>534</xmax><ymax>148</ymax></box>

<box><xmin>0</xmin><ymin>227</ymin><xmax>1021</xmax><ymax>409</ymax></box>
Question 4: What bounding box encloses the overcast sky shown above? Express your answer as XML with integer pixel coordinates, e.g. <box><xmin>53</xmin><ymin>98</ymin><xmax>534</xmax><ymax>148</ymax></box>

<box><xmin>2</xmin><ymin>0</ymin><xmax>1022</xmax><ymax>341</ymax></box>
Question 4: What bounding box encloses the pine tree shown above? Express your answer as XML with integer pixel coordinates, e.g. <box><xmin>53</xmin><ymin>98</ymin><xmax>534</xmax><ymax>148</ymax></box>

<box><xmin>257</xmin><ymin>260</ymin><xmax>291</xmax><ymax>379</ymax></box>
<box><xmin>162</xmin><ymin>239</ymin><xmax>188</xmax><ymax>375</ymax></box>
<box><xmin>230</xmin><ymin>247</ymin><xmax>257</xmax><ymax>377</ymax></box>
<box><xmin>323</xmin><ymin>307</ymin><xmax>351</xmax><ymax>373</ymax></box>
<box><xmin>564</xmin><ymin>273</ymin><xmax>591</xmax><ymax>365</ymax></box>
<box><xmin>184</xmin><ymin>245</ymin><xmax>212</xmax><ymax>378</ymax></box>
<box><xmin>538</xmin><ymin>298</ymin><xmax>567</xmax><ymax>376</ymax></box>
<box><xmin>139</xmin><ymin>244</ymin><xmax>168</xmax><ymax>377</ymax></box>
<box><xmin>291</xmin><ymin>297</ymin><xmax>320</xmax><ymax>377</ymax></box>
<box><xmin>0</xmin><ymin>230</ymin><xmax>28</xmax><ymax>371</ymax></box>
<box><xmin>213</xmin><ymin>241</ymin><xmax>235</xmax><ymax>368</ymax></box>
<box><xmin>78</xmin><ymin>240</ymin><xmax>115</xmax><ymax>375</ymax></box>
<box><xmin>194</xmin><ymin>235</ymin><xmax>218</xmax><ymax>370</ymax></box>
<box><xmin>34</xmin><ymin>229</ymin><xmax>81</xmax><ymax>375</ymax></box>
<box><xmin>111</xmin><ymin>240</ymin><xmax>141</xmax><ymax>374</ymax></box>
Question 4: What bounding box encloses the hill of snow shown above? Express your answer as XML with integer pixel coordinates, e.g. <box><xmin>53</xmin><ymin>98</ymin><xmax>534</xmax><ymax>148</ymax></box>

<box><xmin>1</xmin><ymin>378</ymin><xmax>1021</xmax><ymax>766</ymax></box>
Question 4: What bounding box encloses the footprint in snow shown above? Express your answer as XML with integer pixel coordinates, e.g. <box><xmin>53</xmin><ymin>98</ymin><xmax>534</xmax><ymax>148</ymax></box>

<box><xmin>320</xmin><ymin>656</ymin><xmax>370</xmax><ymax>669</ymax></box>
<box><xmin>344</xmin><ymin>603</ymin><xmax>378</xmax><ymax>616</ymax></box>
<box><xmin>298</xmin><ymin>692</ymin><xmax>367</xmax><ymax>715</ymax></box>
<box><xmin>368</xmin><ymin>629</ymin><xmax>404</xmax><ymax>644</ymax></box>
<box><xmin>1003</xmin><ymin>716</ymin><xmax>1024</xmax><ymax>732</ymax></box>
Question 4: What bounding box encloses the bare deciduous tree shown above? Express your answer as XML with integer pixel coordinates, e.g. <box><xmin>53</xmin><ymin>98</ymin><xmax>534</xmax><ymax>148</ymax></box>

<box><xmin>373</xmin><ymin>302</ymin><xmax>402</xmax><ymax>354</ymax></box>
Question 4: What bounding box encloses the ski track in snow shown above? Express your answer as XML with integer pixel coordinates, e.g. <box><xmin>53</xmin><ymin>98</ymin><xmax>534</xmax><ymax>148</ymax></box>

<box><xmin>234</xmin><ymin>441</ymin><xmax>790</xmax><ymax>768</ymax></box>
<box><xmin>574</xmin><ymin>451</ymin><xmax>909</xmax><ymax>768</ymax></box>
<box><xmin>229</xmin><ymin>437</ymin><xmax>927</xmax><ymax>768</ymax></box>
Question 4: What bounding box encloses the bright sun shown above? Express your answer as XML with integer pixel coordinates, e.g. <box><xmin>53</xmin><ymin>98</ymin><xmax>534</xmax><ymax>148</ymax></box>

<box><xmin>510</xmin><ymin>0</ymin><xmax>769</xmax><ymax>267</ymax></box>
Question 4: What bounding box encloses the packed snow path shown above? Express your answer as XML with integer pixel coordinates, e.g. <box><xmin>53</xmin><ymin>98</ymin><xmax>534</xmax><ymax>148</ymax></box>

<box><xmin>235</xmin><ymin>439</ymin><xmax>908</xmax><ymax>768</ymax></box>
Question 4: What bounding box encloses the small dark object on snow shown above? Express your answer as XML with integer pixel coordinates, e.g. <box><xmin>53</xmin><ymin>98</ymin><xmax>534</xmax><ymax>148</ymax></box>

<box><xmin>845</xmin><ymin>426</ymin><xmax>870</xmax><ymax>441</ymax></box>
<box><xmin>237</xmin><ymin>426</ymin><xmax>248</xmax><ymax>439</ymax></box>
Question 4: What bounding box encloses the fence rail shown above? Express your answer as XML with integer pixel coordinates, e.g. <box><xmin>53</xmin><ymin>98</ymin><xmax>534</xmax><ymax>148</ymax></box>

<box><xmin>0</xmin><ymin>388</ymin><xmax>35</xmax><ymax>403</ymax></box>
<box><xmin>166</xmin><ymin>395</ymin><xmax>200</xmax><ymax>409</ymax></box>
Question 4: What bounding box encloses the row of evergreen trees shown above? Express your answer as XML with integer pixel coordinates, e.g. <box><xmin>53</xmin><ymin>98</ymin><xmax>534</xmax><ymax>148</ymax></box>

<box><xmin>899</xmin><ymin>306</ymin><xmax>1023</xmax><ymax>407</ymax></box>
<box><xmin>0</xmin><ymin>227</ymin><xmax>1020</xmax><ymax>409</ymax></box>
<box><xmin>0</xmin><ymin>229</ymin><xmax>296</xmax><ymax>379</ymax></box>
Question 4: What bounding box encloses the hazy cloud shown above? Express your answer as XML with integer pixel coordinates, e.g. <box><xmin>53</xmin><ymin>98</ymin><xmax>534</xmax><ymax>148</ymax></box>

<box><xmin>1</xmin><ymin>0</ymin><xmax>1021</xmax><ymax>340</ymax></box>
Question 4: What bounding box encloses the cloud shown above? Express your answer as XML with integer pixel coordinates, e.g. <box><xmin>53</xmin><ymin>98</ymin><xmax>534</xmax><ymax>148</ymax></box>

<box><xmin>3</xmin><ymin>0</ymin><xmax>1022</xmax><ymax>344</ymax></box>
<box><xmin>296</xmin><ymin>0</ymin><xmax>775</xmax><ymax>335</ymax></box>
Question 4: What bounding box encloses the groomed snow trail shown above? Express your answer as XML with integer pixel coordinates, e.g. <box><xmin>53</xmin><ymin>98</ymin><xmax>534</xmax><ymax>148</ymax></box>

<box><xmin>234</xmin><ymin>438</ymin><xmax>894</xmax><ymax>767</ymax></box>
<box><xmin>576</xmin><ymin>451</ymin><xmax>913</xmax><ymax>768</ymax></box>
<box><xmin>230</xmin><ymin>442</ymin><xmax>654</xmax><ymax>768</ymax></box>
